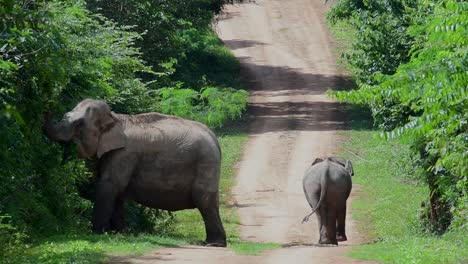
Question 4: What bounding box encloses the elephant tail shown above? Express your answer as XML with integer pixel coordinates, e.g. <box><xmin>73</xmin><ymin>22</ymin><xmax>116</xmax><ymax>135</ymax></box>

<box><xmin>302</xmin><ymin>167</ymin><xmax>328</xmax><ymax>224</ymax></box>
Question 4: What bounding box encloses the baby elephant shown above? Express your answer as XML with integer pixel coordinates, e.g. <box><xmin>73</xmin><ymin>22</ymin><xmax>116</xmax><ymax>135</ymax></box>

<box><xmin>302</xmin><ymin>157</ymin><xmax>354</xmax><ymax>245</ymax></box>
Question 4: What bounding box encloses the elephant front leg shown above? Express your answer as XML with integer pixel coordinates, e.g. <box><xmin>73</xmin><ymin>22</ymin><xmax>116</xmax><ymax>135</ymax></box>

<box><xmin>92</xmin><ymin>182</ymin><xmax>118</xmax><ymax>233</ymax></box>
<box><xmin>110</xmin><ymin>197</ymin><xmax>126</xmax><ymax>232</ymax></box>
<box><xmin>92</xmin><ymin>153</ymin><xmax>133</xmax><ymax>233</ymax></box>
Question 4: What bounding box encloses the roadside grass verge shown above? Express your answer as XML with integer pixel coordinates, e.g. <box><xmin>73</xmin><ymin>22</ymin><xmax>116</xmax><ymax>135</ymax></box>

<box><xmin>231</xmin><ymin>241</ymin><xmax>280</xmax><ymax>256</ymax></box>
<box><xmin>3</xmin><ymin>234</ymin><xmax>182</xmax><ymax>264</ymax></box>
<box><xmin>337</xmin><ymin>106</ymin><xmax>468</xmax><ymax>264</ymax></box>
<box><xmin>326</xmin><ymin>19</ymin><xmax>357</xmax><ymax>74</ymax></box>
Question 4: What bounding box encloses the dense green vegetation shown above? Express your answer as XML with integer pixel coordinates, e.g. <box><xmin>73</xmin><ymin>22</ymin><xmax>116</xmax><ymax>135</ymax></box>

<box><xmin>4</xmin><ymin>129</ymin><xmax>274</xmax><ymax>263</ymax></box>
<box><xmin>329</xmin><ymin>0</ymin><xmax>467</xmax><ymax>236</ymax></box>
<box><xmin>328</xmin><ymin>0</ymin><xmax>417</xmax><ymax>86</ymax></box>
<box><xmin>0</xmin><ymin>0</ymin><xmax>248</xmax><ymax>259</ymax></box>
<box><xmin>337</xmin><ymin>113</ymin><xmax>467</xmax><ymax>263</ymax></box>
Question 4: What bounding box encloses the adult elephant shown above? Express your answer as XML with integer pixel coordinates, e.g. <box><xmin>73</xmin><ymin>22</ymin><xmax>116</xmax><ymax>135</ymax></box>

<box><xmin>302</xmin><ymin>157</ymin><xmax>353</xmax><ymax>245</ymax></box>
<box><xmin>45</xmin><ymin>99</ymin><xmax>226</xmax><ymax>247</ymax></box>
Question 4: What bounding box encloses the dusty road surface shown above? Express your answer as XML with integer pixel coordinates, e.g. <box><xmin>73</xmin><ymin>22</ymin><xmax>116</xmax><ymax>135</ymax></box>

<box><xmin>111</xmin><ymin>0</ymin><xmax>371</xmax><ymax>263</ymax></box>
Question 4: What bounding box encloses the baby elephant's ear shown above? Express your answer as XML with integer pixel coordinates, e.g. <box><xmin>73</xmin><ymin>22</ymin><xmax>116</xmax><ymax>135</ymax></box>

<box><xmin>345</xmin><ymin>160</ymin><xmax>354</xmax><ymax>176</ymax></box>
<box><xmin>312</xmin><ymin>158</ymin><xmax>324</xmax><ymax>165</ymax></box>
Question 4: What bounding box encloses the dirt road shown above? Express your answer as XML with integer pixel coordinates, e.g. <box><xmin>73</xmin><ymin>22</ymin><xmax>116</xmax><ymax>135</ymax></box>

<box><xmin>112</xmin><ymin>0</ymin><xmax>369</xmax><ymax>263</ymax></box>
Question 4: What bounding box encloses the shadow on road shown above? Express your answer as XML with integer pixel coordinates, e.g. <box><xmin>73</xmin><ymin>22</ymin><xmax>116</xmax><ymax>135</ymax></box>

<box><xmin>225</xmin><ymin>57</ymin><xmax>360</xmax><ymax>134</ymax></box>
<box><xmin>238</xmin><ymin>57</ymin><xmax>356</xmax><ymax>93</ymax></box>
<box><xmin>247</xmin><ymin>101</ymin><xmax>348</xmax><ymax>133</ymax></box>
<box><xmin>222</xmin><ymin>39</ymin><xmax>268</xmax><ymax>50</ymax></box>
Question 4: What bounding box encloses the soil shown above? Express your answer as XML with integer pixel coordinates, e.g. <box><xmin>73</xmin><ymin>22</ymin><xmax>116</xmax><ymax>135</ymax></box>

<box><xmin>110</xmin><ymin>0</ymin><xmax>372</xmax><ymax>263</ymax></box>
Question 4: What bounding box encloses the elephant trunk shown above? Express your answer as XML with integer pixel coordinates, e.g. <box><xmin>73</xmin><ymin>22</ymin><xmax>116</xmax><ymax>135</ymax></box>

<box><xmin>44</xmin><ymin>114</ymin><xmax>76</xmax><ymax>143</ymax></box>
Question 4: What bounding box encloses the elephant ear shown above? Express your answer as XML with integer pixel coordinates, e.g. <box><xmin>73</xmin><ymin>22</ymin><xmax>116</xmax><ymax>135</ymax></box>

<box><xmin>97</xmin><ymin>113</ymin><xmax>126</xmax><ymax>158</ymax></box>
<box><xmin>311</xmin><ymin>158</ymin><xmax>324</xmax><ymax>165</ymax></box>
<box><xmin>328</xmin><ymin>157</ymin><xmax>354</xmax><ymax>176</ymax></box>
<box><xmin>345</xmin><ymin>160</ymin><xmax>354</xmax><ymax>176</ymax></box>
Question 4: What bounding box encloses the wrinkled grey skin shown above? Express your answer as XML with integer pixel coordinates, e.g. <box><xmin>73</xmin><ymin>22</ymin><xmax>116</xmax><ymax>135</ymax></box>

<box><xmin>302</xmin><ymin>157</ymin><xmax>353</xmax><ymax>245</ymax></box>
<box><xmin>45</xmin><ymin>99</ymin><xmax>226</xmax><ymax>247</ymax></box>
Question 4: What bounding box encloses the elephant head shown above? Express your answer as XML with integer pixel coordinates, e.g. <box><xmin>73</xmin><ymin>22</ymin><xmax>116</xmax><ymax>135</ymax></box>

<box><xmin>311</xmin><ymin>157</ymin><xmax>354</xmax><ymax>176</ymax></box>
<box><xmin>45</xmin><ymin>99</ymin><xmax>126</xmax><ymax>159</ymax></box>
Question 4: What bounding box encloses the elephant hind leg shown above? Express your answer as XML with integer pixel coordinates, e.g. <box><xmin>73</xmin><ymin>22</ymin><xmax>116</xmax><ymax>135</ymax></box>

<box><xmin>319</xmin><ymin>205</ymin><xmax>338</xmax><ymax>245</ymax></box>
<box><xmin>198</xmin><ymin>205</ymin><xmax>227</xmax><ymax>247</ymax></box>
<box><xmin>336</xmin><ymin>203</ymin><xmax>347</xmax><ymax>242</ymax></box>
<box><xmin>192</xmin><ymin>165</ymin><xmax>226</xmax><ymax>247</ymax></box>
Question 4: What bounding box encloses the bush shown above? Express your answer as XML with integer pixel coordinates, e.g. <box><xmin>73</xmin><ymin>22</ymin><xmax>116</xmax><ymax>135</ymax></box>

<box><xmin>157</xmin><ymin>86</ymin><xmax>248</xmax><ymax>128</ymax></box>
<box><xmin>331</xmin><ymin>0</ymin><xmax>467</xmax><ymax>232</ymax></box>
<box><xmin>85</xmin><ymin>0</ymin><xmax>244</xmax><ymax>90</ymax></box>
<box><xmin>1</xmin><ymin>0</ymin><xmax>248</xmax><ymax>253</ymax></box>
<box><xmin>0</xmin><ymin>0</ymin><xmax>152</xmax><ymax>251</ymax></box>
<box><xmin>328</xmin><ymin>0</ymin><xmax>417</xmax><ymax>86</ymax></box>
<box><xmin>0</xmin><ymin>215</ymin><xmax>25</xmax><ymax>257</ymax></box>
<box><xmin>84</xmin><ymin>0</ymin><xmax>250</xmax><ymax>127</ymax></box>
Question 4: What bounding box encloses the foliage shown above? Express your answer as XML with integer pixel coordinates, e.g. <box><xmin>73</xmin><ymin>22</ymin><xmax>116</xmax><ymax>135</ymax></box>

<box><xmin>0</xmin><ymin>215</ymin><xmax>26</xmax><ymax>257</ymax></box>
<box><xmin>4</xmin><ymin>127</ymin><xmax>252</xmax><ymax>263</ymax></box>
<box><xmin>85</xmin><ymin>0</ymin><xmax>244</xmax><ymax>90</ymax></box>
<box><xmin>0</xmin><ymin>0</ymin><xmax>247</xmax><ymax>257</ymax></box>
<box><xmin>339</xmin><ymin>127</ymin><xmax>467</xmax><ymax>263</ymax></box>
<box><xmin>331</xmin><ymin>0</ymin><xmax>467</xmax><ymax>232</ymax></box>
<box><xmin>0</xmin><ymin>1</ymin><xmax>155</xmax><ymax>256</ymax></box>
<box><xmin>157</xmin><ymin>86</ymin><xmax>248</xmax><ymax>128</ymax></box>
<box><xmin>124</xmin><ymin>202</ymin><xmax>175</xmax><ymax>235</ymax></box>
<box><xmin>328</xmin><ymin>0</ymin><xmax>417</xmax><ymax>86</ymax></box>
<box><xmin>85</xmin><ymin>0</ymin><xmax>249</xmax><ymax>126</ymax></box>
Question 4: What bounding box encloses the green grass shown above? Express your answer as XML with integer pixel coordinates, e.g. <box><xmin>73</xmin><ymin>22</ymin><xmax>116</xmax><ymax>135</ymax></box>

<box><xmin>231</xmin><ymin>241</ymin><xmax>280</xmax><ymax>255</ymax></box>
<box><xmin>327</xmin><ymin>19</ymin><xmax>357</xmax><ymax>73</ymax></box>
<box><xmin>3</xmin><ymin>234</ymin><xmax>182</xmax><ymax>264</ymax></box>
<box><xmin>336</xmin><ymin>109</ymin><xmax>468</xmax><ymax>264</ymax></box>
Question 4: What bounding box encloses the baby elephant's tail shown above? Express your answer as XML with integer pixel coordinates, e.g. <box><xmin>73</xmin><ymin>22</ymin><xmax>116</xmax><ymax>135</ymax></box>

<box><xmin>301</xmin><ymin>210</ymin><xmax>315</xmax><ymax>224</ymax></box>
<box><xmin>302</xmin><ymin>170</ymin><xmax>327</xmax><ymax>224</ymax></box>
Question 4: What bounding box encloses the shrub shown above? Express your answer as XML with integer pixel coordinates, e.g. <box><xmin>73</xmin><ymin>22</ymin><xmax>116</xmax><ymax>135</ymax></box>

<box><xmin>1</xmin><ymin>0</ymin><xmax>248</xmax><ymax>252</ymax></box>
<box><xmin>0</xmin><ymin>215</ymin><xmax>26</xmax><ymax>257</ymax></box>
<box><xmin>0</xmin><ymin>0</ymin><xmax>151</xmax><ymax>248</ymax></box>
<box><xmin>85</xmin><ymin>0</ymin><xmax>244</xmax><ymax>90</ymax></box>
<box><xmin>332</xmin><ymin>0</ymin><xmax>467</xmax><ymax>232</ymax></box>
<box><xmin>157</xmin><ymin>86</ymin><xmax>248</xmax><ymax>128</ymax></box>
<box><xmin>328</xmin><ymin>0</ymin><xmax>417</xmax><ymax>86</ymax></box>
